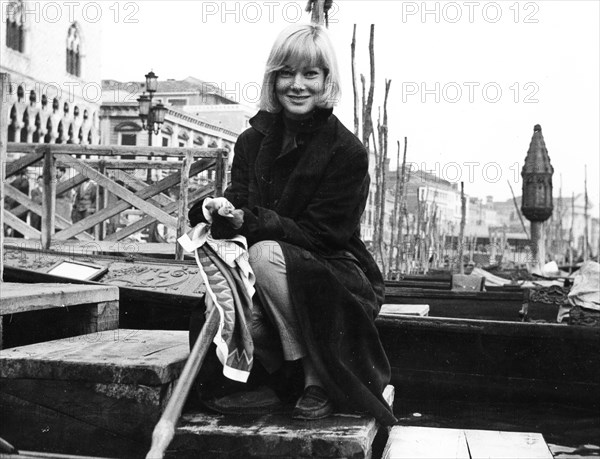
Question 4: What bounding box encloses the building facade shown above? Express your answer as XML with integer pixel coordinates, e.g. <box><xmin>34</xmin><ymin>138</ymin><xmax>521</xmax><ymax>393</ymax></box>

<box><xmin>2</xmin><ymin>0</ymin><xmax>103</xmax><ymax>149</ymax></box>
<box><xmin>100</xmin><ymin>77</ymin><xmax>254</xmax><ymax>160</ymax></box>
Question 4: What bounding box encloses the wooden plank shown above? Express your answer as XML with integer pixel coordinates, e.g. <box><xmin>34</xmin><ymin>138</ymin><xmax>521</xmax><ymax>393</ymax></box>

<box><xmin>375</xmin><ymin>315</ymin><xmax>600</xmax><ymax>340</ymax></box>
<box><xmin>84</xmin><ymin>159</ymin><xmax>188</xmax><ymax>169</ymax></box>
<box><xmin>111</xmin><ymin>168</ymin><xmax>175</xmax><ymax>208</ymax></box>
<box><xmin>54</xmin><ymin>158</ymin><xmax>213</xmax><ymax>240</ymax></box>
<box><xmin>380</xmin><ymin>304</ymin><xmax>430</xmax><ymax>317</ymax></box>
<box><xmin>8</xmin><ymin>142</ymin><xmax>228</xmax><ymax>158</ymax></box>
<box><xmin>0</xmin><ymin>329</ymin><xmax>189</xmax><ymax>386</ymax></box>
<box><xmin>384</xmin><ymin>287</ymin><xmax>526</xmax><ymax>321</ymax></box>
<box><xmin>4</xmin><ymin>184</ymin><xmax>93</xmax><ymax>241</ymax></box>
<box><xmin>5</xmin><ymin>151</ymin><xmax>45</xmax><ymax>178</ymax></box>
<box><xmin>103</xmin><ymin>185</ymin><xmax>211</xmax><ymax>242</ymax></box>
<box><xmin>383</xmin><ymin>426</ymin><xmax>469</xmax><ymax>459</ymax></box>
<box><xmin>0</xmin><ymin>283</ymin><xmax>118</xmax><ymax>314</ymax></box>
<box><xmin>12</xmin><ymin>172</ymin><xmax>88</xmax><ymax>220</ymax></box>
<box><xmin>464</xmin><ymin>429</ymin><xmax>553</xmax><ymax>459</ymax></box>
<box><xmin>3</xmin><ymin>238</ymin><xmax>179</xmax><ymax>255</ymax></box>
<box><xmin>3</xmin><ymin>210</ymin><xmax>41</xmax><ymax>239</ymax></box>
<box><xmin>56</xmin><ymin>154</ymin><xmax>178</xmax><ymax>229</ymax></box>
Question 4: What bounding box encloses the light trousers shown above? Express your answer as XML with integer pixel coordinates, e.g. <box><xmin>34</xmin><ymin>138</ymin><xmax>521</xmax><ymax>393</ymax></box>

<box><xmin>248</xmin><ymin>240</ymin><xmax>307</xmax><ymax>372</ymax></box>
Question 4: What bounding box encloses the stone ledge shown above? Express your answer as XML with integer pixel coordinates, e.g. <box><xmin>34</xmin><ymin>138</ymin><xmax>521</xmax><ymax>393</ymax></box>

<box><xmin>169</xmin><ymin>385</ymin><xmax>395</xmax><ymax>459</ymax></box>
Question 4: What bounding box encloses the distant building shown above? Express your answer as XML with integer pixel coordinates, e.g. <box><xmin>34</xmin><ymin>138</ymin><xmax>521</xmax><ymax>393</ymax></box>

<box><xmin>465</xmin><ymin>195</ymin><xmax>500</xmax><ymax>239</ymax></box>
<box><xmin>492</xmin><ymin>193</ymin><xmax>599</xmax><ymax>261</ymax></box>
<box><xmin>100</xmin><ymin>77</ymin><xmax>256</xmax><ymax>162</ymax></box>
<box><xmin>2</xmin><ymin>0</ymin><xmax>102</xmax><ymax>150</ymax></box>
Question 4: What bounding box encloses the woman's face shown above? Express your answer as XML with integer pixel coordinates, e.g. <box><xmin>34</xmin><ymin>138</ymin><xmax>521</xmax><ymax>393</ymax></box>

<box><xmin>275</xmin><ymin>66</ymin><xmax>325</xmax><ymax>119</ymax></box>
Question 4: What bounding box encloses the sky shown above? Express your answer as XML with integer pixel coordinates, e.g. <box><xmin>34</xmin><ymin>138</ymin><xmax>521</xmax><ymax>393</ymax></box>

<box><xmin>101</xmin><ymin>0</ymin><xmax>600</xmax><ymax>216</ymax></box>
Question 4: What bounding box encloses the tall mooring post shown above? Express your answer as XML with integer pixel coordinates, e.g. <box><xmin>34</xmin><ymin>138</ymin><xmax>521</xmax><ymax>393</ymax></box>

<box><xmin>0</xmin><ymin>73</ymin><xmax>9</xmax><ymax>282</ymax></box>
<box><xmin>521</xmin><ymin>124</ymin><xmax>554</xmax><ymax>270</ymax></box>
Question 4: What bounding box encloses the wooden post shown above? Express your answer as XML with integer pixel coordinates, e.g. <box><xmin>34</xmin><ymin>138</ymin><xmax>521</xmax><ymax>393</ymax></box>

<box><xmin>351</xmin><ymin>25</ymin><xmax>359</xmax><ymax>137</ymax></box>
<box><xmin>176</xmin><ymin>151</ymin><xmax>193</xmax><ymax>260</ymax></box>
<box><xmin>458</xmin><ymin>182</ymin><xmax>466</xmax><ymax>274</ymax></box>
<box><xmin>96</xmin><ymin>163</ymin><xmax>104</xmax><ymax>240</ymax></box>
<box><xmin>584</xmin><ymin>165</ymin><xmax>589</xmax><ymax>261</ymax></box>
<box><xmin>41</xmin><ymin>147</ymin><xmax>56</xmax><ymax>249</ymax></box>
<box><xmin>530</xmin><ymin>221</ymin><xmax>544</xmax><ymax>270</ymax></box>
<box><xmin>310</xmin><ymin>0</ymin><xmax>326</xmax><ymax>25</ymax></box>
<box><xmin>215</xmin><ymin>151</ymin><xmax>227</xmax><ymax>197</ymax></box>
<box><xmin>100</xmin><ymin>161</ymin><xmax>108</xmax><ymax>239</ymax></box>
<box><xmin>0</xmin><ymin>73</ymin><xmax>9</xmax><ymax>282</ymax></box>
<box><xmin>569</xmin><ymin>192</ymin><xmax>575</xmax><ymax>271</ymax></box>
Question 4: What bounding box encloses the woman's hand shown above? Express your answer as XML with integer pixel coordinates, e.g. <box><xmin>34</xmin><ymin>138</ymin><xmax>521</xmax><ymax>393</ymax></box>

<box><xmin>217</xmin><ymin>206</ymin><xmax>244</xmax><ymax>229</ymax></box>
<box><xmin>203</xmin><ymin>197</ymin><xmax>234</xmax><ymax>222</ymax></box>
<box><xmin>210</xmin><ymin>208</ymin><xmax>245</xmax><ymax>239</ymax></box>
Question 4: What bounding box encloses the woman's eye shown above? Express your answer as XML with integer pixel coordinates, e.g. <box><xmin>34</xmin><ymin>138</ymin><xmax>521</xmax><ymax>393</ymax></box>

<box><xmin>304</xmin><ymin>69</ymin><xmax>321</xmax><ymax>78</ymax></box>
<box><xmin>279</xmin><ymin>70</ymin><xmax>294</xmax><ymax>77</ymax></box>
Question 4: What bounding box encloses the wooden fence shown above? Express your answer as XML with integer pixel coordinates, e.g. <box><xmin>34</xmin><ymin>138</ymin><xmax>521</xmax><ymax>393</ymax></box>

<box><xmin>3</xmin><ymin>143</ymin><xmax>228</xmax><ymax>260</ymax></box>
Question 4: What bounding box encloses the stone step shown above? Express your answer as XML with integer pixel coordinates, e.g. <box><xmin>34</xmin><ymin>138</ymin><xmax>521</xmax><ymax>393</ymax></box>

<box><xmin>0</xmin><ymin>329</ymin><xmax>189</xmax><ymax>457</ymax></box>
<box><xmin>1</xmin><ymin>328</ymin><xmax>395</xmax><ymax>459</ymax></box>
<box><xmin>169</xmin><ymin>385</ymin><xmax>395</xmax><ymax>459</ymax></box>
<box><xmin>0</xmin><ymin>282</ymin><xmax>119</xmax><ymax>349</ymax></box>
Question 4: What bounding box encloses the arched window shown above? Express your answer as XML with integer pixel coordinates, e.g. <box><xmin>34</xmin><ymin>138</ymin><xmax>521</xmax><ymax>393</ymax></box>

<box><xmin>6</xmin><ymin>1</ymin><xmax>25</xmax><ymax>52</ymax></box>
<box><xmin>66</xmin><ymin>23</ymin><xmax>81</xmax><ymax>77</ymax></box>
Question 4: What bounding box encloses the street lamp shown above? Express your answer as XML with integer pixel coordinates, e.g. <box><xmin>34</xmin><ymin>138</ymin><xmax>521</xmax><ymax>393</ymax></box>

<box><xmin>137</xmin><ymin>70</ymin><xmax>167</xmax><ymax>145</ymax></box>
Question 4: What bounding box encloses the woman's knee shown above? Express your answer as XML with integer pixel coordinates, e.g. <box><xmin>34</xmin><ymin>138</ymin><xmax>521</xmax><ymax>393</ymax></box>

<box><xmin>248</xmin><ymin>240</ymin><xmax>284</xmax><ymax>276</ymax></box>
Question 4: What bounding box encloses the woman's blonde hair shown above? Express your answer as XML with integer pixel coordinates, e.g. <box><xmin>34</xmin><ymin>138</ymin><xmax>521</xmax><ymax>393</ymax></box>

<box><xmin>258</xmin><ymin>24</ymin><xmax>341</xmax><ymax>112</ymax></box>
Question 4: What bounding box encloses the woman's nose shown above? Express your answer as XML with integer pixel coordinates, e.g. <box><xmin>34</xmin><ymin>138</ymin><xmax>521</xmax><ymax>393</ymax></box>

<box><xmin>291</xmin><ymin>74</ymin><xmax>305</xmax><ymax>90</ymax></box>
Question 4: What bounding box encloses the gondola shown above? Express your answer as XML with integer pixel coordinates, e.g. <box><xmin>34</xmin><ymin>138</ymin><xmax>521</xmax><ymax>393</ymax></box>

<box><xmin>3</xmin><ymin>246</ymin><xmax>598</xmax><ymax>408</ymax></box>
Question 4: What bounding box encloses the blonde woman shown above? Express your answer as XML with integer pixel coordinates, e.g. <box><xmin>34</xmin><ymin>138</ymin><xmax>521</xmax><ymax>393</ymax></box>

<box><xmin>190</xmin><ymin>24</ymin><xmax>395</xmax><ymax>425</ymax></box>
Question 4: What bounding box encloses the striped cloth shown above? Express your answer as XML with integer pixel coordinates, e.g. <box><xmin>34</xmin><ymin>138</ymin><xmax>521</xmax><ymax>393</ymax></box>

<box><xmin>179</xmin><ymin>223</ymin><xmax>255</xmax><ymax>382</ymax></box>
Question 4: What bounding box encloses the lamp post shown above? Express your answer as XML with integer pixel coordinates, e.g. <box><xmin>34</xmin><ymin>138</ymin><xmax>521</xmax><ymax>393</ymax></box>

<box><xmin>137</xmin><ymin>71</ymin><xmax>167</xmax><ymax>181</ymax></box>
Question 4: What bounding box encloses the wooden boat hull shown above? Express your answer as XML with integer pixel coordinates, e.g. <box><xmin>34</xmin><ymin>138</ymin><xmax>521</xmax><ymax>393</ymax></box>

<box><xmin>4</xmin><ymin>249</ymin><xmax>598</xmax><ymax>407</ymax></box>
<box><xmin>384</xmin><ymin>285</ymin><xmax>534</xmax><ymax>321</ymax></box>
<box><xmin>376</xmin><ymin>314</ymin><xmax>600</xmax><ymax>407</ymax></box>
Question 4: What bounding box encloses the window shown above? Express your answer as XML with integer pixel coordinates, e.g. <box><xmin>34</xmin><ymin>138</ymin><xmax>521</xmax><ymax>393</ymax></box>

<box><xmin>120</xmin><ymin>133</ymin><xmax>136</xmax><ymax>159</ymax></box>
<box><xmin>66</xmin><ymin>23</ymin><xmax>81</xmax><ymax>77</ymax></box>
<box><xmin>6</xmin><ymin>1</ymin><xmax>24</xmax><ymax>52</ymax></box>
<box><xmin>162</xmin><ymin>137</ymin><xmax>170</xmax><ymax>147</ymax></box>
<box><xmin>121</xmin><ymin>134</ymin><xmax>137</xmax><ymax>146</ymax></box>
<box><xmin>167</xmin><ymin>98</ymin><xmax>187</xmax><ymax>106</ymax></box>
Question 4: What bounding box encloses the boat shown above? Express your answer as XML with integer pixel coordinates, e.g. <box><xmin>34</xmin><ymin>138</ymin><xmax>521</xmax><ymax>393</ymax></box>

<box><xmin>3</xmin><ymin>245</ymin><xmax>598</xmax><ymax>409</ymax></box>
<box><xmin>376</xmin><ymin>307</ymin><xmax>600</xmax><ymax>407</ymax></box>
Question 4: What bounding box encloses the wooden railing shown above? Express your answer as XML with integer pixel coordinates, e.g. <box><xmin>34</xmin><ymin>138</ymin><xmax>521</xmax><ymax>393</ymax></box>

<box><xmin>3</xmin><ymin>143</ymin><xmax>229</xmax><ymax>260</ymax></box>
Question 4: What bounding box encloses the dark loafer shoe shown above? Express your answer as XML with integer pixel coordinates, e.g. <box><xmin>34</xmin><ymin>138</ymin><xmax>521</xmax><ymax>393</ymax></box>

<box><xmin>292</xmin><ymin>385</ymin><xmax>334</xmax><ymax>420</ymax></box>
<box><xmin>203</xmin><ymin>385</ymin><xmax>283</xmax><ymax>415</ymax></box>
